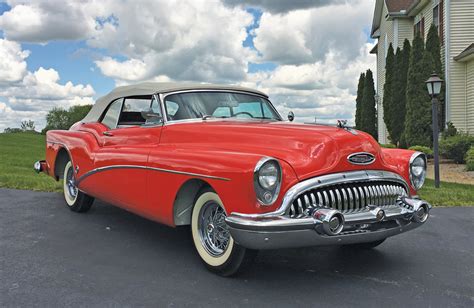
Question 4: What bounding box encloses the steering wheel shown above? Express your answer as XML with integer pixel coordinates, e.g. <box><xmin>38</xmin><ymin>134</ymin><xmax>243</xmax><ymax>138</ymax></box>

<box><xmin>233</xmin><ymin>112</ymin><xmax>254</xmax><ymax>118</ymax></box>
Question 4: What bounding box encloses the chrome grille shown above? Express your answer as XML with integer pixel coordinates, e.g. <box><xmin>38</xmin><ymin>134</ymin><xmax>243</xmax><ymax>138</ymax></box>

<box><xmin>288</xmin><ymin>181</ymin><xmax>408</xmax><ymax>218</ymax></box>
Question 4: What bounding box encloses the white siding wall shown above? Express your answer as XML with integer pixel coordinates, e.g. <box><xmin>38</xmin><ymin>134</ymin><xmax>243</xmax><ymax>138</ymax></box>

<box><xmin>467</xmin><ymin>60</ymin><xmax>474</xmax><ymax>133</ymax></box>
<box><xmin>376</xmin><ymin>2</ymin><xmax>394</xmax><ymax>143</ymax></box>
<box><xmin>447</xmin><ymin>0</ymin><xmax>474</xmax><ymax>132</ymax></box>
<box><xmin>397</xmin><ymin>18</ymin><xmax>414</xmax><ymax>49</ymax></box>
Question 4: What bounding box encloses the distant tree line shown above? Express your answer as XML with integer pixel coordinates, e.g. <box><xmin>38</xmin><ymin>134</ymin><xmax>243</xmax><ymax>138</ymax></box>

<box><xmin>356</xmin><ymin>23</ymin><xmax>444</xmax><ymax>148</ymax></box>
<box><xmin>3</xmin><ymin>105</ymin><xmax>92</xmax><ymax>134</ymax></box>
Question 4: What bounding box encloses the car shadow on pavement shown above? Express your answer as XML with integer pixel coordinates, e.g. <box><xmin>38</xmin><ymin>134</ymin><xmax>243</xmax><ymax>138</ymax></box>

<box><xmin>89</xmin><ymin>199</ymin><xmax>405</xmax><ymax>283</ymax></box>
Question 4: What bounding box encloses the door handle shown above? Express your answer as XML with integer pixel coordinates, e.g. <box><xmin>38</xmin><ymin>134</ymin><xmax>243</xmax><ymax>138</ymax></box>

<box><xmin>103</xmin><ymin>131</ymin><xmax>114</xmax><ymax>136</ymax></box>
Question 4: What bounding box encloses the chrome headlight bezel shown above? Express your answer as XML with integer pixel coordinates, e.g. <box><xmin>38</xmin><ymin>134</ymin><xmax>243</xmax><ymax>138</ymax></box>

<box><xmin>254</xmin><ymin>157</ymin><xmax>282</xmax><ymax>205</ymax></box>
<box><xmin>409</xmin><ymin>152</ymin><xmax>427</xmax><ymax>190</ymax></box>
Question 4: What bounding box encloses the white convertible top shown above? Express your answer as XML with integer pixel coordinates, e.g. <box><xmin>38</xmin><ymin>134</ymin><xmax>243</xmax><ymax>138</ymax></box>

<box><xmin>82</xmin><ymin>82</ymin><xmax>268</xmax><ymax>123</ymax></box>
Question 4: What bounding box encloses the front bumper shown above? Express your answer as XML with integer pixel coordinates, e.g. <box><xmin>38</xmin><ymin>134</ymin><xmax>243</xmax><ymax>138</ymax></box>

<box><xmin>225</xmin><ymin>197</ymin><xmax>431</xmax><ymax>250</ymax></box>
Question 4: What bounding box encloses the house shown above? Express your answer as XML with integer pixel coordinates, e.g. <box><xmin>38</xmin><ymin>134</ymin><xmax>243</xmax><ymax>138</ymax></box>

<box><xmin>370</xmin><ymin>0</ymin><xmax>474</xmax><ymax>144</ymax></box>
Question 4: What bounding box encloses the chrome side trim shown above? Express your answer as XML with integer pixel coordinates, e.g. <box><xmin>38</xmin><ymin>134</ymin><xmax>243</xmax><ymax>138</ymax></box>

<box><xmin>234</xmin><ymin>170</ymin><xmax>409</xmax><ymax>218</ymax></box>
<box><xmin>75</xmin><ymin>164</ymin><xmax>230</xmax><ymax>185</ymax></box>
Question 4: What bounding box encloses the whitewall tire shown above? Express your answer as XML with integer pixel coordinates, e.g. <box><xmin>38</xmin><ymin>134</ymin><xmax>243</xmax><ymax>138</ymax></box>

<box><xmin>191</xmin><ymin>188</ymin><xmax>256</xmax><ymax>276</ymax></box>
<box><xmin>62</xmin><ymin>160</ymin><xmax>94</xmax><ymax>212</ymax></box>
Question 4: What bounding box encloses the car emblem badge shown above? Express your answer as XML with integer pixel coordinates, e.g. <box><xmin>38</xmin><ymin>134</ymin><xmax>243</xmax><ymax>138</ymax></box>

<box><xmin>347</xmin><ymin>152</ymin><xmax>375</xmax><ymax>165</ymax></box>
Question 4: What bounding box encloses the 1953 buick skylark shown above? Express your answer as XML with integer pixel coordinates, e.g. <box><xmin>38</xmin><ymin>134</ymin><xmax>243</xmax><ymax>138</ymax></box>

<box><xmin>35</xmin><ymin>82</ymin><xmax>431</xmax><ymax>276</ymax></box>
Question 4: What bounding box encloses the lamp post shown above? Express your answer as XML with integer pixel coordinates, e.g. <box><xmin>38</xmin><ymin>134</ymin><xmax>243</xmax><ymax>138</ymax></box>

<box><xmin>425</xmin><ymin>73</ymin><xmax>443</xmax><ymax>188</ymax></box>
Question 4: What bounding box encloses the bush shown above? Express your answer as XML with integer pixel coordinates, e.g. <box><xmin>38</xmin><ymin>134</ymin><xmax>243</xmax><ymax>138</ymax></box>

<box><xmin>408</xmin><ymin>145</ymin><xmax>433</xmax><ymax>158</ymax></box>
<box><xmin>380</xmin><ymin>143</ymin><xmax>396</xmax><ymax>148</ymax></box>
<box><xmin>466</xmin><ymin>147</ymin><xmax>474</xmax><ymax>171</ymax></box>
<box><xmin>439</xmin><ymin>134</ymin><xmax>474</xmax><ymax>163</ymax></box>
<box><xmin>442</xmin><ymin>121</ymin><xmax>457</xmax><ymax>138</ymax></box>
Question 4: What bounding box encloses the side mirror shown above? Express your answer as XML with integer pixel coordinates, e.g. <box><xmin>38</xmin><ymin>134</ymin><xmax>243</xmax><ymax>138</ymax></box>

<box><xmin>288</xmin><ymin>111</ymin><xmax>294</xmax><ymax>122</ymax></box>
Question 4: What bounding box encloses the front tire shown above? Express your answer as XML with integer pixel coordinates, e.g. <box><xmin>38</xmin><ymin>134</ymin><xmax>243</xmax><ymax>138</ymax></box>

<box><xmin>63</xmin><ymin>161</ymin><xmax>94</xmax><ymax>213</ymax></box>
<box><xmin>191</xmin><ymin>189</ymin><xmax>256</xmax><ymax>276</ymax></box>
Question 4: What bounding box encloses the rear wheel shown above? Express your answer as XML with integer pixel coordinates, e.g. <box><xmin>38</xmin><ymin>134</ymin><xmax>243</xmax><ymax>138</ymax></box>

<box><xmin>191</xmin><ymin>188</ymin><xmax>256</xmax><ymax>276</ymax></box>
<box><xmin>63</xmin><ymin>161</ymin><xmax>94</xmax><ymax>212</ymax></box>
<box><xmin>342</xmin><ymin>239</ymin><xmax>386</xmax><ymax>249</ymax></box>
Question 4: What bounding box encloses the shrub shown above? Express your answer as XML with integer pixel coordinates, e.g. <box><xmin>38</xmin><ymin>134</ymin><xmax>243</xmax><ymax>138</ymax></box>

<box><xmin>408</xmin><ymin>145</ymin><xmax>433</xmax><ymax>158</ymax></box>
<box><xmin>442</xmin><ymin>121</ymin><xmax>457</xmax><ymax>138</ymax></box>
<box><xmin>439</xmin><ymin>134</ymin><xmax>474</xmax><ymax>163</ymax></box>
<box><xmin>380</xmin><ymin>143</ymin><xmax>396</xmax><ymax>148</ymax></box>
<box><xmin>466</xmin><ymin>147</ymin><xmax>474</xmax><ymax>171</ymax></box>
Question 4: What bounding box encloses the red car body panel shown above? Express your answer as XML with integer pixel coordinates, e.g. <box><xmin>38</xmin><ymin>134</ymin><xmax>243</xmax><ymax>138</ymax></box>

<box><xmin>44</xmin><ymin>119</ymin><xmax>418</xmax><ymax>227</ymax></box>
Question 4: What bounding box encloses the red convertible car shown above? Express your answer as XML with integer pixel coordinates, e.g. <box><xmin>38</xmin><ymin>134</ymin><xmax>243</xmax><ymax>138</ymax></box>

<box><xmin>35</xmin><ymin>82</ymin><xmax>431</xmax><ymax>276</ymax></box>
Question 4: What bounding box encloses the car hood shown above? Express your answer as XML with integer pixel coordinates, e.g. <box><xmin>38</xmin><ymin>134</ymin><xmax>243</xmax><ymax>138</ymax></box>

<box><xmin>162</xmin><ymin>120</ymin><xmax>391</xmax><ymax>180</ymax></box>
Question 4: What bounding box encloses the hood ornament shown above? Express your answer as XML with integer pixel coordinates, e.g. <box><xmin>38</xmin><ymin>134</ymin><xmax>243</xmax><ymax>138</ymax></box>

<box><xmin>347</xmin><ymin>152</ymin><xmax>375</xmax><ymax>165</ymax></box>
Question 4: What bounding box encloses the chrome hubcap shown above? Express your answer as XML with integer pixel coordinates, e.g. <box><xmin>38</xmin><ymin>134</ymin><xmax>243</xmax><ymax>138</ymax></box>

<box><xmin>66</xmin><ymin>167</ymin><xmax>77</xmax><ymax>199</ymax></box>
<box><xmin>198</xmin><ymin>201</ymin><xmax>230</xmax><ymax>256</ymax></box>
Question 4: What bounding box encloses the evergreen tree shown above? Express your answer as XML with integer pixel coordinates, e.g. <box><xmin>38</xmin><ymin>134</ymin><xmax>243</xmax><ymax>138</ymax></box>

<box><xmin>391</xmin><ymin>39</ymin><xmax>411</xmax><ymax>146</ymax></box>
<box><xmin>360</xmin><ymin>69</ymin><xmax>377</xmax><ymax>139</ymax></box>
<box><xmin>425</xmin><ymin>23</ymin><xmax>445</xmax><ymax>131</ymax></box>
<box><xmin>383</xmin><ymin>43</ymin><xmax>395</xmax><ymax>140</ymax></box>
<box><xmin>355</xmin><ymin>72</ymin><xmax>365</xmax><ymax>129</ymax></box>
<box><xmin>404</xmin><ymin>34</ymin><xmax>432</xmax><ymax>147</ymax></box>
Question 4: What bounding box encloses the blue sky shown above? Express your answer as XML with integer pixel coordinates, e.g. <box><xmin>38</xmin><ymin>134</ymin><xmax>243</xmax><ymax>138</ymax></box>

<box><xmin>0</xmin><ymin>0</ymin><xmax>375</xmax><ymax>130</ymax></box>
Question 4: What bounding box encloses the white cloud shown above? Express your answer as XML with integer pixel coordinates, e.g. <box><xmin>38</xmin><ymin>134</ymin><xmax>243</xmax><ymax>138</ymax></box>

<box><xmin>0</xmin><ymin>39</ymin><xmax>95</xmax><ymax>131</ymax></box>
<box><xmin>245</xmin><ymin>43</ymin><xmax>376</xmax><ymax>125</ymax></box>
<box><xmin>0</xmin><ymin>0</ymin><xmax>107</xmax><ymax>43</ymax></box>
<box><xmin>0</xmin><ymin>0</ymin><xmax>377</xmax><ymax>128</ymax></box>
<box><xmin>223</xmin><ymin>0</ymin><xmax>345</xmax><ymax>13</ymax></box>
<box><xmin>90</xmin><ymin>0</ymin><xmax>255</xmax><ymax>84</ymax></box>
<box><xmin>0</xmin><ymin>39</ymin><xmax>29</xmax><ymax>84</ymax></box>
<box><xmin>253</xmin><ymin>0</ymin><xmax>373</xmax><ymax>65</ymax></box>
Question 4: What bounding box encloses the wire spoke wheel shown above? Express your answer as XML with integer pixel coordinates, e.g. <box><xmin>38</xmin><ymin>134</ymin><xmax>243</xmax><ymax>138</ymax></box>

<box><xmin>198</xmin><ymin>201</ymin><xmax>231</xmax><ymax>256</ymax></box>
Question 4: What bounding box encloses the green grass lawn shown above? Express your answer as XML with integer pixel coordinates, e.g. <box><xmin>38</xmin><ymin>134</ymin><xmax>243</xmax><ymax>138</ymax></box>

<box><xmin>0</xmin><ymin>132</ymin><xmax>61</xmax><ymax>192</ymax></box>
<box><xmin>0</xmin><ymin>132</ymin><xmax>473</xmax><ymax>206</ymax></box>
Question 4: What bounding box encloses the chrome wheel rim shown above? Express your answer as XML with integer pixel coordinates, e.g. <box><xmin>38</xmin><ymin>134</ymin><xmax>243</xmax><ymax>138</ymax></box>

<box><xmin>65</xmin><ymin>166</ymin><xmax>78</xmax><ymax>199</ymax></box>
<box><xmin>198</xmin><ymin>201</ymin><xmax>230</xmax><ymax>257</ymax></box>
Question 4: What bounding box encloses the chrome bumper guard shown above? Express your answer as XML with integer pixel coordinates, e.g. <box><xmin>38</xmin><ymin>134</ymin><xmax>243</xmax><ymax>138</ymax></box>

<box><xmin>225</xmin><ymin>197</ymin><xmax>431</xmax><ymax>250</ymax></box>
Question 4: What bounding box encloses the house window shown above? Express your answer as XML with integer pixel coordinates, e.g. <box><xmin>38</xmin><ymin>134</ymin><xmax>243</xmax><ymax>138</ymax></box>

<box><xmin>384</xmin><ymin>33</ymin><xmax>388</xmax><ymax>58</ymax></box>
<box><xmin>414</xmin><ymin>17</ymin><xmax>425</xmax><ymax>38</ymax></box>
<box><xmin>433</xmin><ymin>5</ymin><xmax>439</xmax><ymax>29</ymax></box>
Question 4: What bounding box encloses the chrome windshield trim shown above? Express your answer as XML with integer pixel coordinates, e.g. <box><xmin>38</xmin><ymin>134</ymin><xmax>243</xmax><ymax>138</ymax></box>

<box><xmin>234</xmin><ymin>170</ymin><xmax>409</xmax><ymax>218</ymax></box>
<box><xmin>76</xmin><ymin>164</ymin><xmax>230</xmax><ymax>186</ymax></box>
<box><xmin>160</xmin><ymin>89</ymin><xmax>283</xmax><ymax>125</ymax></box>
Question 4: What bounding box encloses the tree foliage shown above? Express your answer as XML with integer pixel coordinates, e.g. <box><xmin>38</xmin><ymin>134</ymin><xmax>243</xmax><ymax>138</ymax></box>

<box><xmin>355</xmin><ymin>72</ymin><xmax>365</xmax><ymax>129</ymax></box>
<box><xmin>42</xmin><ymin>105</ymin><xmax>92</xmax><ymax>133</ymax></box>
<box><xmin>20</xmin><ymin>120</ymin><xmax>35</xmax><ymax>131</ymax></box>
<box><xmin>360</xmin><ymin>69</ymin><xmax>377</xmax><ymax>139</ymax></box>
<box><xmin>404</xmin><ymin>34</ymin><xmax>432</xmax><ymax>147</ymax></box>
<box><xmin>425</xmin><ymin>23</ymin><xmax>445</xmax><ymax>131</ymax></box>
<box><xmin>391</xmin><ymin>39</ymin><xmax>411</xmax><ymax>146</ymax></box>
<box><xmin>383</xmin><ymin>43</ymin><xmax>395</xmax><ymax>140</ymax></box>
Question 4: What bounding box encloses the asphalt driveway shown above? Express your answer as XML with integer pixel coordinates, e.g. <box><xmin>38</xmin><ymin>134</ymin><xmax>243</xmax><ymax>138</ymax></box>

<box><xmin>1</xmin><ymin>188</ymin><xmax>473</xmax><ymax>307</ymax></box>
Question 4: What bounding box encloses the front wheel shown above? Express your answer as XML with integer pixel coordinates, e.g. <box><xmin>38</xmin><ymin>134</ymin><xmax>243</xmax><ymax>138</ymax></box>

<box><xmin>191</xmin><ymin>189</ymin><xmax>256</xmax><ymax>276</ymax></box>
<box><xmin>63</xmin><ymin>161</ymin><xmax>94</xmax><ymax>212</ymax></box>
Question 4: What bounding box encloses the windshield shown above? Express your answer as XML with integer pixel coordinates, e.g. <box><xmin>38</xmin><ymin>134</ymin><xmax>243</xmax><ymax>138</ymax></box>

<box><xmin>164</xmin><ymin>92</ymin><xmax>281</xmax><ymax>122</ymax></box>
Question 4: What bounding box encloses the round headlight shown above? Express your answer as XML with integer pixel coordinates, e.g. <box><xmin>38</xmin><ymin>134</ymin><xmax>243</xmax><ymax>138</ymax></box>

<box><xmin>258</xmin><ymin>162</ymin><xmax>278</xmax><ymax>189</ymax></box>
<box><xmin>254</xmin><ymin>158</ymin><xmax>282</xmax><ymax>205</ymax></box>
<box><xmin>409</xmin><ymin>153</ymin><xmax>427</xmax><ymax>190</ymax></box>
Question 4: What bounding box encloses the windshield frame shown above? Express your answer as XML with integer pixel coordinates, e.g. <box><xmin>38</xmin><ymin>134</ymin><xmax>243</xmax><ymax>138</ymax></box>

<box><xmin>159</xmin><ymin>90</ymin><xmax>283</xmax><ymax>124</ymax></box>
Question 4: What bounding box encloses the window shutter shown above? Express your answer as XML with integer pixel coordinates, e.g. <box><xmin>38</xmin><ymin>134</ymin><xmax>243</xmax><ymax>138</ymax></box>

<box><xmin>421</xmin><ymin>17</ymin><xmax>425</xmax><ymax>38</ymax></box>
<box><xmin>440</xmin><ymin>0</ymin><xmax>444</xmax><ymax>45</ymax></box>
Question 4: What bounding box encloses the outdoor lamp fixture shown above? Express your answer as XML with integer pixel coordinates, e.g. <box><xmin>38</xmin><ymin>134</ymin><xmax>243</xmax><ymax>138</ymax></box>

<box><xmin>425</xmin><ymin>73</ymin><xmax>443</xmax><ymax>188</ymax></box>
